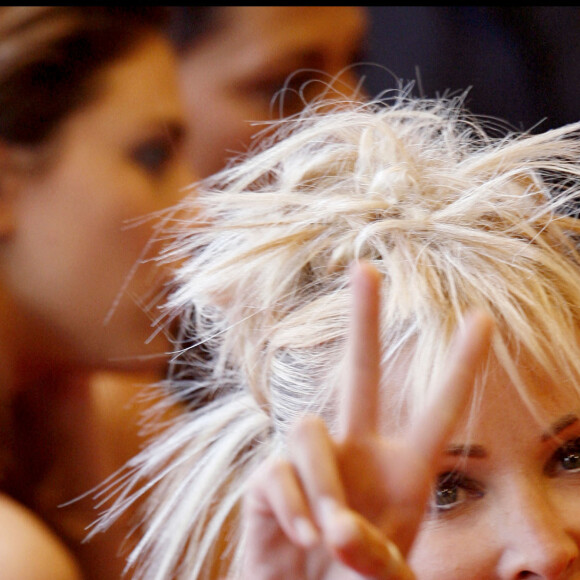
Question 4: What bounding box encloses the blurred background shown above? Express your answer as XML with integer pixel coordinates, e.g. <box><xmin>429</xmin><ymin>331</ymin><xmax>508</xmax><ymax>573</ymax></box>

<box><xmin>363</xmin><ymin>6</ymin><xmax>580</xmax><ymax>132</ymax></box>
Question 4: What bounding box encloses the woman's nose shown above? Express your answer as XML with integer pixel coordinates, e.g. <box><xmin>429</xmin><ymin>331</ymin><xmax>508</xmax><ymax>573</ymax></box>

<box><xmin>497</xmin><ymin>481</ymin><xmax>579</xmax><ymax>579</ymax></box>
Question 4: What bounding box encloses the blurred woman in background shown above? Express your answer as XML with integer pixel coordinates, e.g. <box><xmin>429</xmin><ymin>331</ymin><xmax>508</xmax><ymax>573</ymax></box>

<box><xmin>0</xmin><ymin>7</ymin><xmax>192</xmax><ymax>579</ymax></box>
<box><xmin>167</xmin><ymin>6</ymin><xmax>369</xmax><ymax>178</ymax></box>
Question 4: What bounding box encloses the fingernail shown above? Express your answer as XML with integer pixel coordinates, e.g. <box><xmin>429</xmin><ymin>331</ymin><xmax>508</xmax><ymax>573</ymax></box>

<box><xmin>293</xmin><ymin>516</ymin><xmax>319</xmax><ymax>547</ymax></box>
<box><xmin>318</xmin><ymin>497</ymin><xmax>358</xmax><ymax>547</ymax></box>
<box><xmin>318</xmin><ymin>496</ymin><xmax>342</xmax><ymax>525</ymax></box>
<box><xmin>385</xmin><ymin>538</ymin><xmax>404</xmax><ymax>567</ymax></box>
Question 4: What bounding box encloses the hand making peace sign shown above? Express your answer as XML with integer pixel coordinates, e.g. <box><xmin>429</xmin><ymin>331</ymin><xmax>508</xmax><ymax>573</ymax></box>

<box><xmin>242</xmin><ymin>261</ymin><xmax>494</xmax><ymax>579</ymax></box>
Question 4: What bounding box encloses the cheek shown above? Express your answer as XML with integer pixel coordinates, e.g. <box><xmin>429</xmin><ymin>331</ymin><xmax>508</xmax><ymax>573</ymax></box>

<box><xmin>28</xmin><ymin>174</ymin><xmax>157</xmax><ymax>311</ymax></box>
<box><xmin>409</xmin><ymin>520</ymin><xmax>498</xmax><ymax>579</ymax></box>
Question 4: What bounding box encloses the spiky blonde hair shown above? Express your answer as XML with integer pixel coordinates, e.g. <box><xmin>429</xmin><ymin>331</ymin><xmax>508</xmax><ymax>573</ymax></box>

<box><xmin>94</xmin><ymin>91</ymin><xmax>580</xmax><ymax>579</ymax></box>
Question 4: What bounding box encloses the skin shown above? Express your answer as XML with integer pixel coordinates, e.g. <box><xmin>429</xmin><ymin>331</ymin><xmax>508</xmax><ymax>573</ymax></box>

<box><xmin>0</xmin><ymin>493</ymin><xmax>82</xmax><ymax>580</ymax></box>
<box><xmin>0</xmin><ymin>34</ymin><xmax>193</xmax><ymax>579</ymax></box>
<box><xmin>410</xmin><ymin>357</ymin><xmax>580</xmax><ymax>578</ymax></box>
<box><xmin>243</xmin><ymin>263</ymin><xmax>580</xmax><ymax>578</ymax></box>
<box><xmin>0</xmin><ymin>34</ymin><xmax>191</xmax><ymax>379</ymax></box>
<box><xmin>176</xmin><ymin>6</ymin><xmax>369</xmax><ymax>177</ymax></box>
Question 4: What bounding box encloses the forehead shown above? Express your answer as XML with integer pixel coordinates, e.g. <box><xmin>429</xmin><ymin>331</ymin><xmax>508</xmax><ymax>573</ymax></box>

<box><xmin>450</xmin><ymin>358</ymin><xmax>580</xmax><ymax>466</ymax></box>
<box><xmin>379</xmin><ymin>347</ymin><xmax>580</xmax><ymax>443</ymax></box>
<box><xmin>200</xmin><ymin>7</ymin><xmax>367</xmax><ymax>58</ymax></box>
<box><xmin>26</xmin><ymin>34</ymin><xmax>185</xmax><ymax>173</ymax></box>
<box><xmin>468</xmin><ymin>356</ymin><xmax>580</xmax><ymax>431</ymax></box>
<box><xmin>226</xmin><ymin>7</ymin><xmax>367</xmax><ymax>34</ymax></box>
<box><xmin>92</xmin><ymin>34</ymin><xmax>184</xmax><ymax>120</ymax></box>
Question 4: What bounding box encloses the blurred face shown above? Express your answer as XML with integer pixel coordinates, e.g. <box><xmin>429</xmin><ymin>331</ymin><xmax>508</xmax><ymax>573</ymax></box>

<box><xmin>2</xmin><ymin>35</ymin><xmax>193</xmax><ymax>373</ymax></box>
<box><xmin>177</xmin><ymin>6</ymin><xmax>369</xmax><ymax>177</ymax></box>
<box><xmin>408</xmin><ymin>356</ymin><xmax>580</xmax><ymax>578</ymax></box>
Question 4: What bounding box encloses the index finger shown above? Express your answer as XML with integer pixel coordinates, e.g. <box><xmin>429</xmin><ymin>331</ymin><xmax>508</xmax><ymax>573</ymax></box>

<box><xmin>338</xmin><ymin>261</ymin><xmax>382</xmax><ymax>439</ymax></box>
<box><xmin>407</xmin><ymin>310</ymin><xmax>495</xmax><ymax>466</ymax></box>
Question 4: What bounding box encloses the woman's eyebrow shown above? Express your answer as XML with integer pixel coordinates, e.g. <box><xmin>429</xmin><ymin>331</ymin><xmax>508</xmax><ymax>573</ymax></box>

<box><xmin>541</xmin><ymin>413</ymin><xmax>578</xmax><ymax>442</ymax></box>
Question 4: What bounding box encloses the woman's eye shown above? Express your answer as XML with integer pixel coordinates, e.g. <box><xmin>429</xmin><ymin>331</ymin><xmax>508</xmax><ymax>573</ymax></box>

<box><xmin>132</xmin><ymin>138</ymin><xmax>173</xmax><ymax>176</ymax></box>
<box><xmin>245</xmin><ymin>71</ymin><xmax>330</xmax><ymax>117</ymax></box>
<box><xmin>553</xmin><ymin>437</ymin><xmax>580</xmax><ymax>472</ymax></box>
<box><xmin>245</xmin><ymin>74</ymin><xmax>306</xmax><ymax>113</ymax></box>
<box><xmin>432</xmin><ymin>472</ymin><xmax>484</xmax><ymax>512</ymax></box>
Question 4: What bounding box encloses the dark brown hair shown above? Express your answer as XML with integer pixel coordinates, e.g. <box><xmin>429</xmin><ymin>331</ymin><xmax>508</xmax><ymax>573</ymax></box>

<box><xmin>0</xmin><ymin>7</ymin><xmax>167</xmax><ymax>145</ymax></box>
<box><xmin>166</xmin><ymin>6</ymin><xmax>217</xmax><ymax>54</ymax></box>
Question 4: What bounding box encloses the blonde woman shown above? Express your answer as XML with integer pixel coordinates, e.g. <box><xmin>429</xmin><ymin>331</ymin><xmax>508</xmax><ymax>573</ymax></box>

<box><xmin>100</xmin><ymin>93</ymin><xmax>580</xmax><ymax>579</ymax></box>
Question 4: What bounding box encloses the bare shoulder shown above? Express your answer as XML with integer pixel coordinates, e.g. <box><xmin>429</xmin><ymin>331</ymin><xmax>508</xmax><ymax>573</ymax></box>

<box><xmin>0</xmin><ymin>493</ymin><xmax>82</xmax><ymax>580</ymax></box>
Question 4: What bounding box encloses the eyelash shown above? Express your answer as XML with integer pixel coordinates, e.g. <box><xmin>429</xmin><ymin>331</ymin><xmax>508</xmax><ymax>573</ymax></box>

<box><xmin>546</xmin><ymin>436</ymin><xmax>580</xmax><ymax>475</ymax></box>
<box><xmin>432</xmin><ymin>472</ymin><xmax>484</xmax><ymax>512</ymax></box>
<box><xmin>252</xmin><ymin>66</ymin><xmax>366</xmax><ymax>117</ymax></box>
<box><xmin>248</xmin><ymin>72</ymin><xmax>318</xmax><ymax>114</ymax></box>
<box><xmin>432</xmin><ymin>437</ymin><xmax>580</xmax><ymax>513</ymax></box>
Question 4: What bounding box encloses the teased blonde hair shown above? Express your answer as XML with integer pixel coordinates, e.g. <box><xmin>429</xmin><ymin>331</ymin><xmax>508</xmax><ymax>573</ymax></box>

<box><xmin>94</xmin><ymin>91</ymin><xmax>580</xmax><ymax>579</ymax></box>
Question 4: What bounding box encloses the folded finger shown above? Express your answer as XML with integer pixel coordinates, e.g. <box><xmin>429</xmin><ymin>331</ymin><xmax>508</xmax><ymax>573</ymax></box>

<box><xmin>319</xmin><ymin>497</ymin><xmax>415</xmax><ymax>580</ymax></box>
<box><xmin>245</xmin><ymin>459</ymin><xmax>320</xmax><ymax>548</ymax></box>
<box><xmin>289</xmin><ymin>415</ymin><xmax>348</xmax><ymax>533</ymax></box>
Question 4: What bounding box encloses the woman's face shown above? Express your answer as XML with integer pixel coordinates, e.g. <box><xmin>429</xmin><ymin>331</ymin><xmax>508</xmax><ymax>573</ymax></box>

<box><xmin>408</xmin><ymin>356</ymin><xmax>580</xmax><ymax>578</ymax></box>
<box><xmin>2</xmin><ymin>35</ymin><xmax>193</xmax><ymax>373</ymax></box>
<box><xmin>177</xmin><ymin>6</ymin><xmax>369</xmax><ymax>178</ymax></box>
